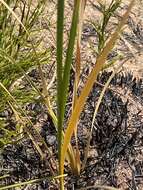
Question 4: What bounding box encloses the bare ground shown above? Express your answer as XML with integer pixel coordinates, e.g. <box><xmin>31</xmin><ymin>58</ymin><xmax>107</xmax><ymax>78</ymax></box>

<box><xmin>0</xmin><ymin>0</ymin><xmax>143</xmax><ymax>190</ymax></box>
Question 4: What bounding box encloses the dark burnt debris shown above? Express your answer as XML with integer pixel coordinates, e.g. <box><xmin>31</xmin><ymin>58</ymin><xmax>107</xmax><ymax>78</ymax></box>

<box><xmin>0</xmin><ymin>70</ymin><xmax>143</xmax><ymax>189</ymax></box>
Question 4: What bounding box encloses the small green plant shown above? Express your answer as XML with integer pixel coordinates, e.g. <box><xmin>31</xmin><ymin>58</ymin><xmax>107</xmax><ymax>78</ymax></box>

<box><xmin>57</xmin><ymin>0</ymin><xmax>135</xmax><ymax>189</ymax></box>
<box><xmin>92</xmin><ymin>0</ymin><xmax>122</xmax><ymax>54</ymax></box>
<box><xmin>0</xmin><ymin>0</ymin><xmax>50</xmax><ymax>147</ymax></box>
<box><xmin>0</xmin><ymin>0</ymin><xmax>135</xmax><ymax>189</ymax></box>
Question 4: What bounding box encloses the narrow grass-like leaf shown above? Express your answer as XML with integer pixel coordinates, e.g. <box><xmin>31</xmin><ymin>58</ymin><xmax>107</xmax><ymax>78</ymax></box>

<box><xmin>59</xmin><ymin>0</ymin><xmax>81</xmax><ymax>130</ymax></box>
<box><xmin>56</xmin><ymin>0</ymin><xmax>65</xmax><ymax>165</ymax></box>
<box><xmin>73</xmin><ymin>0</ymin><xmax>87</xmax><ymax>108</ymax></box>
<box><xmin>0</xmin><ymin>174</ymin><xmax>10</xmax><ymax>180</ymax></box>
<box><xmin>72</xmin><ymin>0</ymin><xmax>87</xmax><ymax>175</ymax></box>
<box><xmin>0</xmin><ymin>174</ymin><xmax>67</xmax><ymax>190</ymax></box>
<box><xmin>58</xmin><ymin>0</ymin><xmax>81</xmax><ymax>175</ymax></box>
<box><xmin>82</xmin><ymin>59</ymin><xmax>127</xmax><ymax>170</ymax></box>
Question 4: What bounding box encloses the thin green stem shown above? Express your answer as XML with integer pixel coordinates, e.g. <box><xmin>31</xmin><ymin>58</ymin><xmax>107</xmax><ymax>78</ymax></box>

<box><xmin>61</xmin><ymin>0</ymin><xmax>80</xmax><ymax>121</ymax></box>
<box><xmin>56</xmin><ymin>0</ymin><xmax>65</xmax><ymax>182</ymax></box>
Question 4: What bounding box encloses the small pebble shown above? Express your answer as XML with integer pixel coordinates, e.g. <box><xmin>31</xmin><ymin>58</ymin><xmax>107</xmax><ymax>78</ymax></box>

<box><xmin>46</xmin><ymin>135</ymin><xmax>56</xmax><ymax>146</ymax></box>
